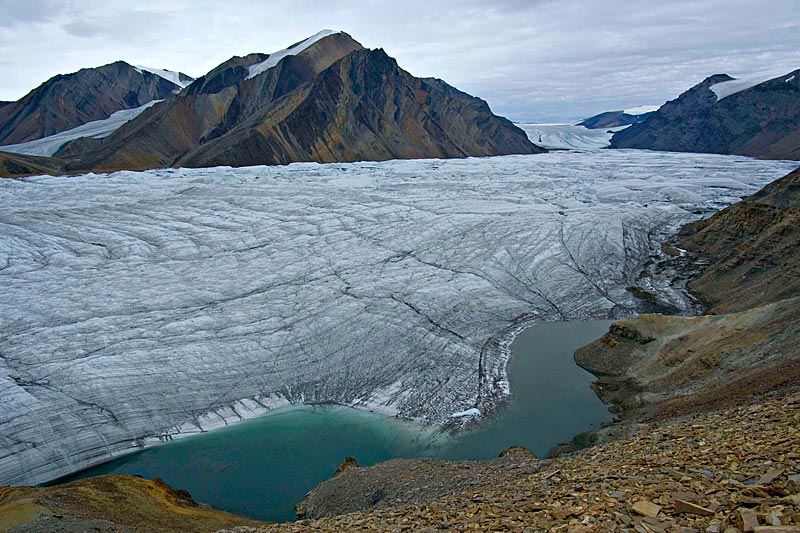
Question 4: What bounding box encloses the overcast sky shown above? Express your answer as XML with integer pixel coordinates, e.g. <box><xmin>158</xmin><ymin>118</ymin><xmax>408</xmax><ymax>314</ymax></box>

<box><xmin>1</xmin><ymin>0</ymin><xmax>798</xmax><ymax>122</ymax></box>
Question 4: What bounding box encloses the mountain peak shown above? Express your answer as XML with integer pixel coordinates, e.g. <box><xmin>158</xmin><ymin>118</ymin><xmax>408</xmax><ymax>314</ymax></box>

<box><xmin>246</xmin><ymin>29</ymin><xmax>347</xmax><ymax>80</ymax></box>
<box><xmin>133</xmin><ymin>65</ymin><xmax>194</xmax><ymax>88</ymax></box>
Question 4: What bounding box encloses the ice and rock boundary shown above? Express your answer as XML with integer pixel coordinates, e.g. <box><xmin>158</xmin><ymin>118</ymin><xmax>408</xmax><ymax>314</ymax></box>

<box><xmin>1</xmin><ymin>150</ymin><xmax>796</xmax><ymax>486</ymax></box>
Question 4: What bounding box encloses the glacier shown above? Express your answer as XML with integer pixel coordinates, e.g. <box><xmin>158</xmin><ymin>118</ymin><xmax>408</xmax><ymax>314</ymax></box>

<box><xmin>0</xmin><ymin>150</ymin><xmax>796</xmax><ymax>486</ymax></box>
<box><xmin>518</xmin><ymin>123</ymin><xmax>620</xmax><ymax>151</ymax></box>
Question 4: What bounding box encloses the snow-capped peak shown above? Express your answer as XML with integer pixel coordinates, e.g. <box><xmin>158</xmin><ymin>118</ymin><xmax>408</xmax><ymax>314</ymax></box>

<box><xmin>135</xmin><ymin>65</ymin><xmax>191</xmax><ymax>88</ymax></box>
<box><xmin>246</xmin><ymin>29</ymin><xmax>341</xmax><ymax>80</ymax></box>
<box><xmin>623</xmin><ymin>105</ymin><xmax>660</xmax><ymax>115</ymax></box>
<box><xmin>709</xmin><ymin>68</ymin><xmax>795</xmax><ymax>101</ymax></box>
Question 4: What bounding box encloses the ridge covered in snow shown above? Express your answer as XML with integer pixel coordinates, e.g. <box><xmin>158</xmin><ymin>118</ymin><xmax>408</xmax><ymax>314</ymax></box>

<box><xmin>246</xmin><ymin>29</ymin><xmax>341</xmax><ymax>80</ymax></box>
<box><xmin>134</xmin><ymin>65</ymin><xmax>191</xmax><ymax>88</ymax></box>
<box><xmin>710</xmin><ymin>68</ymin><xmax>796</xmax><ymax>100</ymax></box>
<box><xmin>0</xmin><ymin>101</ymin><xmax>161</xmax><ymax>157</ymax></box>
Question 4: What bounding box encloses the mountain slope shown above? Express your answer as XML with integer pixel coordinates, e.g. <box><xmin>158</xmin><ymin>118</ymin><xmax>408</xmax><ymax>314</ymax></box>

<box><xmin>55</xmin><ymin>31</ymin><xmax>540</xmax><ymax>173</ymax></box>
<box><xmin>578</xmin><ymin>109</ymin><xmax>654</xmax><ymax>129</ymax></box>
<box><xmin>0</xmin><ymin>62</ymin><xmax>192</xmax><ymax>145</ymax></box>
<box><xmin>610</xmin><ymin>70</ymin><xmax>800</xmax><ymax>160</ymax></box>
<box><xmin>0</xmin><ymin>151</ymin><xmax>64</xmax><ymax>178</ymax></box>
<box><xmin>176</xmin><ymin>48</ymin><xmax>541</xmax><ymax>167</ymax></box>
<box><xmin>576</xmin><ymin>166</ymin><xmax>800</xmax><ymax>422</ymax></box>
<box><xmin>57</xmin><ymin>31</ymin><xmax>368</xmax><ymax>172</ymax></box>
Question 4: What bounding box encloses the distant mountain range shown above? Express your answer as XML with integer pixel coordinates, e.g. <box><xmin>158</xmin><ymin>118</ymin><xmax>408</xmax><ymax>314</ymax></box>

<box><xmin>578</xmin><ymin>106</ymin><xmax>658</xmax><ymax>129</ymax></box>
<box><xmin>610</xmin><ymin>69</ymin><xmax>800</xmax><ymax>160</ymax></box>
<box><xmin>0</xmin><ymin>31</ymin><xmax>541</xmax><ymax>177</ymax></box>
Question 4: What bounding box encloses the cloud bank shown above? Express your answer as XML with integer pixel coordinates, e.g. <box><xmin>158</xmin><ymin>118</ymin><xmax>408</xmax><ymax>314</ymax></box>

<box><xmin>0</xmin><ymin>0</ymin><xmax>798</xmax><ymax>121</ymax></box>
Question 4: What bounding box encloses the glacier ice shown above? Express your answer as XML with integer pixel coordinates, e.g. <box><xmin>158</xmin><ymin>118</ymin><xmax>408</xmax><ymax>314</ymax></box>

<box><xmin>0</xmin><ymin>150</ymin><xmax>796</xmax><ymax>486</ymax></box>
<box><xmin>518</xmin><ymin>123</ymin><xmax>620</xmax><ymax>151</ymax></box>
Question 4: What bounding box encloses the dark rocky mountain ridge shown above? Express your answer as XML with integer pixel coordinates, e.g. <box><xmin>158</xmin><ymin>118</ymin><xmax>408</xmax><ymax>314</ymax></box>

<box><xmin>0</xmin><ymin>31</ymin><xmax>541</xmax><ymax>177</ymax></box>
<box><xmin>610</xmin><ymin>70</ymin><xmax>800</xmax><ymax>160</ymax></box>
<box><xmin>0</xmin><ymin>61</ymin><xmax>192</xmax><ymax>146</ymax></box>
<box><xmin>578</xmin><ymin>109</ymin><xmax>653</xmax><ymax>129</ymax></box>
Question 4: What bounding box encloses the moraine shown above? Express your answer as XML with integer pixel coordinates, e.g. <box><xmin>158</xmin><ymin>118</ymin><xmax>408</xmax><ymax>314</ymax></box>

<box><xmin>1</xmin><ymin>150</ymin><xmax>797</xmax><ymax>486</ymax></box>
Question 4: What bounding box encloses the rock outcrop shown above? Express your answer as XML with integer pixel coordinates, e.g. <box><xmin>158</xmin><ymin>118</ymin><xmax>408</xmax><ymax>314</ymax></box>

<box><xmin>0</xmin><ymin>151</ymin><xmax>64</xmax><ymax>178</ymax></box>
<box><xmin>610</xmin><ymin>70</ymin><xmax>800</xmax><ymax>160</ymax></box>
<box><xmin>0</xmin><ymin>62</ymin><xmax>190</xmax><ymax>145</ymax></box>
<box><xmin>295</xmin><ymin>447</ymin><xmax>539</xmax><ymax>519</ymax></box>
<box><xmin>576</xmin><ymin>166</ymin><xmax>800</xmax><ymax>421</ymax></box>
<box><xmin>56</xmin><ymin>31</ymin><xmax>540</xmax><ymax>174</ymax></box>
<box><xmin>0</xmin><ymin>474</ymin><xmax>265</xmax><ymax>533</ymax></box>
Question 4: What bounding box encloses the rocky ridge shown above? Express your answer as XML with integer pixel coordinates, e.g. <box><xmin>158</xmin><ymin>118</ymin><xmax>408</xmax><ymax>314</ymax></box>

<box><xmin>0</xmin><ymin>474</ymin><xmax>264</xmax><ymax>533</ymax></box>
<box><xmin>0</xmin><ymin>61</ymin><xmax>190</xmax><ymax>145</ymax></box>
<box><xmin>578</xmin><ymin>110</ymin><xmax>653</xmax><ymax>130</ymax></box>
<box><xmin>576</xmin><ymin>166</ymin><xmax>800</xmax><ymax>424</ymax></box>
<box><xmin>610</xmin><ymin>70</ymin><xmax>800</xmax><ymax>160</ymax></box>
<box><xmin>0</xmin><ymin>31</ymin><xmax>541</xmax><ymax>177</ymax></box>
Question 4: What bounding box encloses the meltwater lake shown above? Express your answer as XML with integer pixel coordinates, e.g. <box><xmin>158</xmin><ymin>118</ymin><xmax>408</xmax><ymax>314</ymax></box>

<box><xmin>61</xmin><ymin>320</ymin><xmax>613</xmax><ymax>522</ymax></box>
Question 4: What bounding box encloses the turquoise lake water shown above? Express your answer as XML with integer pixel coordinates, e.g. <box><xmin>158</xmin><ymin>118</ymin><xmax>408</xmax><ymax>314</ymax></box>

<box><xmin>60</xmin><ymin>320</ymin><xmax>613</xmax><ymax>522</ymax></box>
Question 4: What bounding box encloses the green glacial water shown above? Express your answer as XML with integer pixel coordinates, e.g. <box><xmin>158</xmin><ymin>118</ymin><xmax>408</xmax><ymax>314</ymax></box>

<box><xmin>62</xmin><ymin>320</ymin><xmax>613</xmax><ymax>522</ymax></box>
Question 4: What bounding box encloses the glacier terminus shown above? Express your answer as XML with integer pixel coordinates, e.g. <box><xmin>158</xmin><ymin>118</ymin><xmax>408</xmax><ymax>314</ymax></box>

<box><xmin>1</xmin><ymin>150</ymin><xmax>796</xmax><ymax>486</ymax></box>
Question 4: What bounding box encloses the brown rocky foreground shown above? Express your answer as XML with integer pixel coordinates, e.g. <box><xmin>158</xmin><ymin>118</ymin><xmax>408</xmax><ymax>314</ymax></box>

<box><xmin>0</xmin><ymin>474</ymin><xmax>265</xmax><ymax>533</ymax></box>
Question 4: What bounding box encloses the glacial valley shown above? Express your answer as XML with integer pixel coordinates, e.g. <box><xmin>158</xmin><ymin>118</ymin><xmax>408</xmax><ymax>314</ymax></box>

<box><xmin>1</xmin><ymin>150</ymin><xmax>796</xmax><ymax>486</ymax></box>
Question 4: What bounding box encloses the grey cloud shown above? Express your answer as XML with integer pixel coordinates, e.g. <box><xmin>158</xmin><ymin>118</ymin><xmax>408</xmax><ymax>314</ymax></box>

<box><xmin>0</xmin><ymin>0</ymin><xmax>67</xmax><ymax>27</ymax></box>
<box><xmin>0</xmin><ymin>0</ymin><xmax>798</xmax><ymax>121</ymax></box>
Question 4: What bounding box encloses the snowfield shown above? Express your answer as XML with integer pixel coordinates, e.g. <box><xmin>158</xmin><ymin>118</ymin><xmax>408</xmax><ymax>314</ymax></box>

<box><xmin>518</xmin><ymin>123</ymin><xmax>619</xmax><ymax>151</ymax></box>
<box><xmin>0</xmin><ymin>151</ymin><xmax>796</xmax><ymax>486</ymax></box>
<box><xmin>247</xmin><ymin>29</ymin><xmax>340</xmax><ymax>80</ymax></box>
<box><xmin>709</xmin><ymin>68</ymin><xmax>796</xmax><ymax>100</ymax></box>
<box><xmin>134</xmin><ymin>66</ymin><xmax>191</xmax><ymax>88</ymax></box>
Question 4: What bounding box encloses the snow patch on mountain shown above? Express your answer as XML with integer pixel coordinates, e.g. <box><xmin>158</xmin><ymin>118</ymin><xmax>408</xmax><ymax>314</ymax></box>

<box><xmin>710</xmin><ymin>68</ymin><xmax>794</xmax><ymax>100</ymax></box>
<box><xmin>134</xmin><ymin>65</ymin><xmax>191</xmax><ymax>88</ymax></box>
<box><xmin>246</xmin><ymin>29</ymin><xmax>340</xmax><ymax>80</ymax></box>
<box><xmin>623</xmin><ymin>105</ymin><xmax>660</xmax><ymax>115</ymax></box>
<box><xmin>0</xmin><ymin>101</ymin><xmax>161</xmax><ymax>157</ymax></box>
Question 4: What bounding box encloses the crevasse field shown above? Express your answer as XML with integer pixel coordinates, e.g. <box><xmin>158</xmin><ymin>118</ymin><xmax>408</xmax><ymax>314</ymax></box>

<box><xmin>1</xmin><ymin>149</ymin><xmax>796</xmax><ymax>486</ymax></box>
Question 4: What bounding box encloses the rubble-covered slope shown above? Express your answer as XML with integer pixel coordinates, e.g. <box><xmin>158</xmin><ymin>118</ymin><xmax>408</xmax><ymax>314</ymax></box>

<box><xmin>235</xmin><ymin>394</ymin><xmax>800</xmax><ymax>532</ymax></box>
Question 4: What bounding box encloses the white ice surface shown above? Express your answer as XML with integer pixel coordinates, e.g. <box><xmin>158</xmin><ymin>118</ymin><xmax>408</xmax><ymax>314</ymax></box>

<box><xmin>518</xmin><ymin>123</ymin><xmax>618</xmax><ymax>151</ymax></box>
<box><xmin>450</xmin><ymin>408</ymin><xmax>481</xmax><ymax>418</ymax></box>
<box><xmin>0</xmin><ymin>151</ymin><xmax>796</xmax><ymax>486</ymax></box>
<box><xmin>0</xmin><ymin>101</ymin><xmax>161</xmax><ymax>157</ymax></box>
<box><xmin>134</xmin><ymin>66</ymin><xmax>190</xmax><ymax>88</ymax></box>
<box><xmin>622</xmin><ymin>105</ymin><xmax>660</xmax><ymax>115</ymax></box>
<box><xmin>710</xmin><ymin>68</ymin><xmax>794</xmax><ymax>100</ymax></box>
<box><xmin>246</xmin><ymin>30</ymin><xmax>340</xmax><ymax>80</ymax></box>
